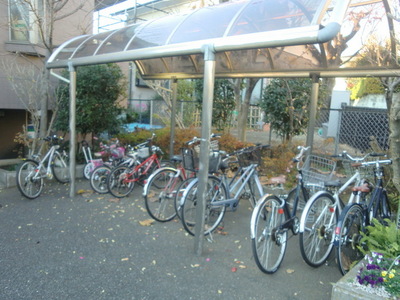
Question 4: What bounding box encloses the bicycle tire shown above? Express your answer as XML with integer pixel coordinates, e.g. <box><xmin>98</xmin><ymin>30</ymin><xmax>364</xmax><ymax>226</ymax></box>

<box><xmin>181</xmin><ymin>176</ymin><xmax>227</xmax><ymax>236</ymax></box>
<box><xmin>52</xmin><ymin>151</ymin><xmax>70</xmax><ymax>183</ymax></box>
<box><xmin>250</xmin><ymin>194</ymin><xmax>287</xmax><ymax>274</ymax></box>
<box><xmin>90</xmin><ymin>165</ymin><xmax>111</xmax><ymax>194</ymax></box>
<box><xmin>144</xmin><ymin>168</ymin><xmax>183</xmax><ymax>222</ymax></box>
<box><xmin>174</xmin><ymin>177</ymin><xmax>197</xmax><ymax>219</ymax></box>
<box><xmin>336</xmin><ymin>203</ymin><xmax>365</xmax><ymax>275</ymax></box>
<box><xmin>16</xmin><ymin>159</ymin><xmax>43</xmax><ymax>199</ymax></box>
<box><xmin>83</xmin><ymin>162</ymin><xmax>96</xmax><ymax>180</ymax></box>
<box><xmin>107</xmin><ymin>166</ymin><xmax>135</xmax><ymax>198</ymax></box>
<box><xmin>299</xmin><ymin>192</ymin><xmax>337</xmax><ymax>267</ymax></box>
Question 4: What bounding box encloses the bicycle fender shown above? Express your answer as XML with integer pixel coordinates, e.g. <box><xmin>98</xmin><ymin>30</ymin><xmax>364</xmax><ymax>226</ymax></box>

<box><xmin>299</xmin><ymin>190</ymin><xmax>330</xmax><ymax>233</ymax></box>
<box><xmin>142</xmin><ymin>167</ymin><xmax>178</xmax><ymax>196</ymax></box>
<box><xmin>250</xmin><ymin>194</ymin><xmax>283</xmax><ymax>239</ymax></box>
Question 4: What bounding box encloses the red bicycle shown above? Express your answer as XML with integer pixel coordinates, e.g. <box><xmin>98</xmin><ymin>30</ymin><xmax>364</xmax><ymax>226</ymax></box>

<box><xmin>106</xmin><ymin>140</ymin><xmax>171</xmax><ymax>198</ymax></box>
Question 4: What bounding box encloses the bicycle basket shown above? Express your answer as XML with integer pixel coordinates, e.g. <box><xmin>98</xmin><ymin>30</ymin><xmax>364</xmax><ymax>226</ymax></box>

<box><xmin>182</xmin><ymin>148</ymin><xmax>198</xmax><ymax>172</ymax></box>
<box><xmin>208</xmin><ymin>152</ymin><xmax>222</xmax><ymax>173</ymax></box>
<box><xmin>237</xmin><ymin>147</ymin><xmax>261</xmax><ymax>168</ymax></box>
<box><xmin>111</xmin><ymin>146</ymin><xmax>125</xmax><ymax>158</ymax></box>
<box><xmin>301</xmin><ymin>155</ymin><xmax>336</xmax><ymax>187</ymax></box>
<box><xmin>181</xmin><ymin>148</ymin><xmax>222</xmax><ymax>173</ymax></box>
<box><xmin>194</xmin><ymin>139</ymin><xmax>219</xmax><ymax>154</ymax></box>
<box><xmin>137</xmin><ymin>147</ymin><xmax>150</xmax><ymax>159</ymax></box>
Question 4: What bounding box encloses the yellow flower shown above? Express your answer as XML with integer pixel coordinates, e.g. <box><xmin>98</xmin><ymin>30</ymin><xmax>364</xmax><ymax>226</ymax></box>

<box><xmin>389</xmin><ymin>273</ymin><xmax>395</xmax><ymax>279</ymax></box>
<box><xmin>382</xmin><ymin>271</ymin><xmax>388</xmax><ymax>277</ymax></box>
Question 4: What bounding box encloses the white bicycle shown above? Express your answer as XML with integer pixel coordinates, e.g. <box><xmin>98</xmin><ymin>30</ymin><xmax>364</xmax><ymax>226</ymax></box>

<box><xmin>16</xmin><ymin>135</ymin><xmax>70</xmax><ymax>199</ymax></box>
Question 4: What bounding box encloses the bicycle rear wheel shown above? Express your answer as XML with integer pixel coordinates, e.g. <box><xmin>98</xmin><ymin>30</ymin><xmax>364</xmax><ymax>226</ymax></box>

<box><xmin>16</xmin><ymin>160</ymin><xmax>43</xmax><ymax>199</ymax></box>
<box><xmin>299</xmin><ymin>192</ymin><xmax>337</xmax><ymax>267</ymax></box>
<box><xmin>144</xmin><ymin>168</ymin><xmax>183</xmax><ymax>222</ymax></box>
<box><xmin>251</xmin><ymin>195</ymin><xmax>287</xmax><ymax>274</ymax></box>
<box><xmin>336</xmin><ymin>203</ymin><xmax>365</xmax><ymax>275</ymax></box>
<box><xmin>52</xmin><ymin>151</ymin><xmax>70</xmax><ymax>183</ymax></box>
<box><xmin>90</xmin><ymin>165</ymin><xmax>111</xmax><ymax>194</ymax></box>
<box><xmin>107</xmin><ymin>166</ymin><xmax>135</xmax><ymax>198</ymax></box>
<box><xmin>181</xmin><ymin>176</ymin><xmax>227</xmax><ymax>236</ymax></box>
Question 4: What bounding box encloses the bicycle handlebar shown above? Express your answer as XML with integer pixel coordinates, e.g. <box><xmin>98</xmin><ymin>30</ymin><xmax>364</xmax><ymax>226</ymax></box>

<box><xmin>185</xmin><ymin>133</ymin><xmax>221</xmax><ymax>146</ymax></box>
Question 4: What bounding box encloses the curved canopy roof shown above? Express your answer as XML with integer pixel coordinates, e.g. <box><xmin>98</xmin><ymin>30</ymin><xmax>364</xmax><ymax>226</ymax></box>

<box><xmin>47</xmin><ymin>0</ymin><xmax>399</xmax><ymax>79</ymax></box>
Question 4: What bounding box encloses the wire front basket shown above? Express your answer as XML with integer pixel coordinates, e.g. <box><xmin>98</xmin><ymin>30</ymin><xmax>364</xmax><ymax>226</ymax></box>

<box><xmin>301</xmin><ymin>155</ymin><xmax>336</xmax><ymax>190</ymax></box>
<box><xmin>181</xmin><ymin>147</ymin><xmax>222</xmax><ymax>173</ymax></box>
<box><xmin>237</xmin><ymin>147</ymin><xmax>262</xmax><ymax>168</ymax></box>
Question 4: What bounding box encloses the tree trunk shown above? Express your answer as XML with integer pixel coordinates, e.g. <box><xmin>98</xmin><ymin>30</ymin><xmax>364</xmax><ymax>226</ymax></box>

<box><xmin>237</xmin><ymin>78</ymin><xmax>259</xmax><ymax>142</ymax></box>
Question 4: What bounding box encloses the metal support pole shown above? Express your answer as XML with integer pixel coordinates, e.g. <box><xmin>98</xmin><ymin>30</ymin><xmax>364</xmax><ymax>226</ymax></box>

<box><xmin>170</xmin><ymin>78</ymin><xmax>178</xmax><ymax>159</ymax></box>
<box><xmin>306</xmin><ymin>74</ymin><xmax>320</xmax><ymax>151</ymax></box>
<box><xmin>68</xmin><ymin>62</ymin><xmax>77</xmax><ymax>198</ymax></box>
<box><xmin>194</xmin><ymin>45</ymin><xmax>216</xmax><ymax>256</ymax></box>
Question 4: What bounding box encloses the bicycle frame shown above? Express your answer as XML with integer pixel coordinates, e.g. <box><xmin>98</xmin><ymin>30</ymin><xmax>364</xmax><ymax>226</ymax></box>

<box><xmin>32</xmin><ymin>145</ymin><xmax>59</xmax><ymax>179</ymax></box>
<box><xmin>211</xmin><ymin>163</ymin><xmax>263</xmax><ymax>211</ymax></box>
<box><xmin>122</xmin><ymin>153</ymin><xmax>161</xmax><ymax>184</ymax></box>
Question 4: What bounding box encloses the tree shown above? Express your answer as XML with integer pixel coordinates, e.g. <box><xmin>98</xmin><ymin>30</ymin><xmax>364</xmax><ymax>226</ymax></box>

<box><xmin>235</xmin><ymin>78</ymin><xmax>260</xmax><ymax>142</ymax></box>
<box><xmin>55</xmin><ymin>64</ymin><xmax>127</xmax><ymax>137</ymax></box>
<box><xmin>260</xmin><ymin>78</ymin><xmax>326</xmax><ymax>144</ymax></box>
<box><xmin>195</xmin><ymin>79</ymin><xmax>236</xmax><ymax>132</ymax></box>
<box><xmin>1</xmin><ymin>0</ymin><xmax>93</xmax><ymax>152</ymax></box>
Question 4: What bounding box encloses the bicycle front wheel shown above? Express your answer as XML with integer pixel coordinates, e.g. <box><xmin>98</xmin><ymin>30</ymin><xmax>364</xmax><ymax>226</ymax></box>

<box><xmin>107</xmin><ymin>166</ymin><xmax>135</xmax><ymax>198</ymax></box>
<box><xmin>144</xmin><ymin>168</ymin><xmax>183</xmax><ymax>222</ymax></box>
<box><xmin>174</xmin><ymin>177</ymin><xmax>197</xmax><ymax>219</ymax></box>
<box><xmin>52</xmin><ymin>152</ymin><xmax>70</xmax><ymax>183</ymax></box>
<box><xmin>299</xmin><ymin>192</ymin><xmax>337</xmax><ymax>267</ymax></box>
<box><xmin>16</xmin><ymin>160</ymin><xmax>43</xmax><ymax>199</ymax></box>
<box><xmin>90</xmin><ymin>165</ymin><xmax>111</xmax><ymax>194</ymax></box>
<box><xmin>181</xmin><ymin>176</ymin><xmax>227</xmax><ymax>236</ymax></box>
<box><xmin>251</xmin><ymin>195</ymin><xmax>287</xmax><ymax>274</ymax></box>
<box><xmin>336</xmin><ymin>203</ymin><xmax>365</xmax><ymax>275</ymax></box>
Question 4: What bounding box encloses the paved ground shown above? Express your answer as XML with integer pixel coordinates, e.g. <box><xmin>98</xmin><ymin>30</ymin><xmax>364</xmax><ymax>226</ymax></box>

<box><xmin>0</xmin><ymin>177</ymin><xmax>343</xmax><ymax>300</ymax></box>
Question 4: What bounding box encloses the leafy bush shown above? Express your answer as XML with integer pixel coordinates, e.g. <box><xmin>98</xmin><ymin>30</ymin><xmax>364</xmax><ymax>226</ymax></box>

<box><xmin>360</xmin><ymin>218</ymin><xmax>400</xmax><ymax>259</ymax></box>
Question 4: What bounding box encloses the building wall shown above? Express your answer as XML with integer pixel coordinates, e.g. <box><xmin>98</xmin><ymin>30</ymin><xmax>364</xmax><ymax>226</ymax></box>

<box><xmin>0</xmin><ymin>109</ymin><xmax>26</xmax><ymax>158</ymax></box>
<box><xmin>0</xmin><ymin>0</ymin><xmax>94</xmax><ymax>159</ymax></box>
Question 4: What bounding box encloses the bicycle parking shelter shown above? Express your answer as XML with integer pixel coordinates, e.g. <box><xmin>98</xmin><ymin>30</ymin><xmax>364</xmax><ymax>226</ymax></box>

<box><xmin>46</xmin><ymin>0</ymin><xmax>399</xmax><ymax>254</ymax></box>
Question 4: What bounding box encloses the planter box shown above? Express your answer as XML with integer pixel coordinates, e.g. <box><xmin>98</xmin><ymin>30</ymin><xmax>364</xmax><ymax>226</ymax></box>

<box><xmin>0</xmin><ymin>165</ymin><xmax>85</xmax><ymax>189</ymax></box>
<box><xmin>331</xmin><ymin>260</ymin><xmax>392</xmax><ymax>300</ymax></box>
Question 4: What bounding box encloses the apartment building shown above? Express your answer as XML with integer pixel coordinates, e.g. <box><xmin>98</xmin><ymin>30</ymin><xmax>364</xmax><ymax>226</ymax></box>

<box><xmin>0</xmin><ymin>0</ymin><xmax>94</xmax><ymax>158</ymax></box>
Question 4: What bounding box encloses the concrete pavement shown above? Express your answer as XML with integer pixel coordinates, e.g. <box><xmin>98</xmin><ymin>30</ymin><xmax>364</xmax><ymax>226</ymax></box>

<box><xmin>0</xmin><ymin>179</ymin><xmax>342</xmax><ymax>300</ymax></box>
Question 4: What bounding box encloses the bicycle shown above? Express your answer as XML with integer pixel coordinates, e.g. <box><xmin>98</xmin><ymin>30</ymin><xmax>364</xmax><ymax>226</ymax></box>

<box><xmin>143</xmin><ymin>135</ymin><xmax>220</xmax><ymax>222</ymax></box>
<box><xmin>82</xmin><ymin>139</ymin><xmax>124</xmax><ymax>180</ymax></box>
<box><xmin>179</xmin><ymin>144</ymin><xmax>269</xmax><ymax>236</ymax></box>
<box><xmin>334</xmin><ymin>155</ymin><xmax>392</xmax><ymax>275</ymax></box>
<box><xmin>298</xmin><ymin>151</ymin><xmax>378</xmax><ymax>269</ymax></box>
<box><xmin>250</xmin><ymin>147</ymin><xmax>335</xmax><ymax>273</ymax></box>
<box><xmin>107</xmin><ymin>136</ymin><xmax>172</xmax><ymax>198</ymax></box>
<box><xmin>89</xmin><ymin>140</ymin><xmax>147</xmax><ymax>194</ymax></box>
<box><xmin>16</xmin><ymin>135</ymin><xmax>70</xmax><ymax>199</ymax></box>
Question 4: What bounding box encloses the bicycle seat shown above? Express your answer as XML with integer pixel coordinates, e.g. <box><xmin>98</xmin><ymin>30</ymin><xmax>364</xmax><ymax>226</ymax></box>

<box><xmin>266</xmin><ymin>175</ymin><xmax>286</xmax><ymax>185</ymax></box>
<box><xmin>324</xmin><ymin>180</ymin><xmax>341</xmax><ymax>188</ymax></box>
<box><xmin>171</xmin><ymin>155</ymin><xmax>183</xmax><ymax>163</ymax></box>
<box><xmin>352</xmin><ymin>183</ymin><xmax>370</xmax><ymax>193</ymax></box>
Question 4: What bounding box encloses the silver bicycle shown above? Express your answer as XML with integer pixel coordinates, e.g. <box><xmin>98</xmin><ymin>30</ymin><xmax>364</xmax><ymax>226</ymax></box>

<box><xmin>16</xmin><ymin>135</ymin><xmax>70</xmax><ymax>199</ymax></box>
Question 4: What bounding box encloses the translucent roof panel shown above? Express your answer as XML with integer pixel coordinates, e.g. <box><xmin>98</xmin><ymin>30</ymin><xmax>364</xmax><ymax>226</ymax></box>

<box><xmin>226</xmin><ymin>0</ymin><xmax>319</xmax><ymax>35</ymax></box>
<box><xmin>47</xmin><ymin>0</ymin><xmax>399</xmax><ymax>79</ymax></box>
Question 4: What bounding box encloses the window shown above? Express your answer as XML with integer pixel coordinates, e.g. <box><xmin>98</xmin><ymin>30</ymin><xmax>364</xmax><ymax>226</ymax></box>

<box><xmin>9</xmin><ymin>0</ymin><xmax>44</xmax><ymax>43</ymax></box>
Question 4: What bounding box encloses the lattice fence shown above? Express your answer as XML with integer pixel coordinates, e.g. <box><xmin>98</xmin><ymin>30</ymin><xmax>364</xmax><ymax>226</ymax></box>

<box><xmin>338</xmin><ymin>105</ymin><xmax>389</xmax><ymax>152</ymax></box>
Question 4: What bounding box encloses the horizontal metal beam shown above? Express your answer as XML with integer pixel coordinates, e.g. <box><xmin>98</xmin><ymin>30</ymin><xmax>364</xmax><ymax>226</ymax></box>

<box><xmin>140</xmin><ymin>68</ymin><xmax>400</xmax><ymax>80</ymax></box>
